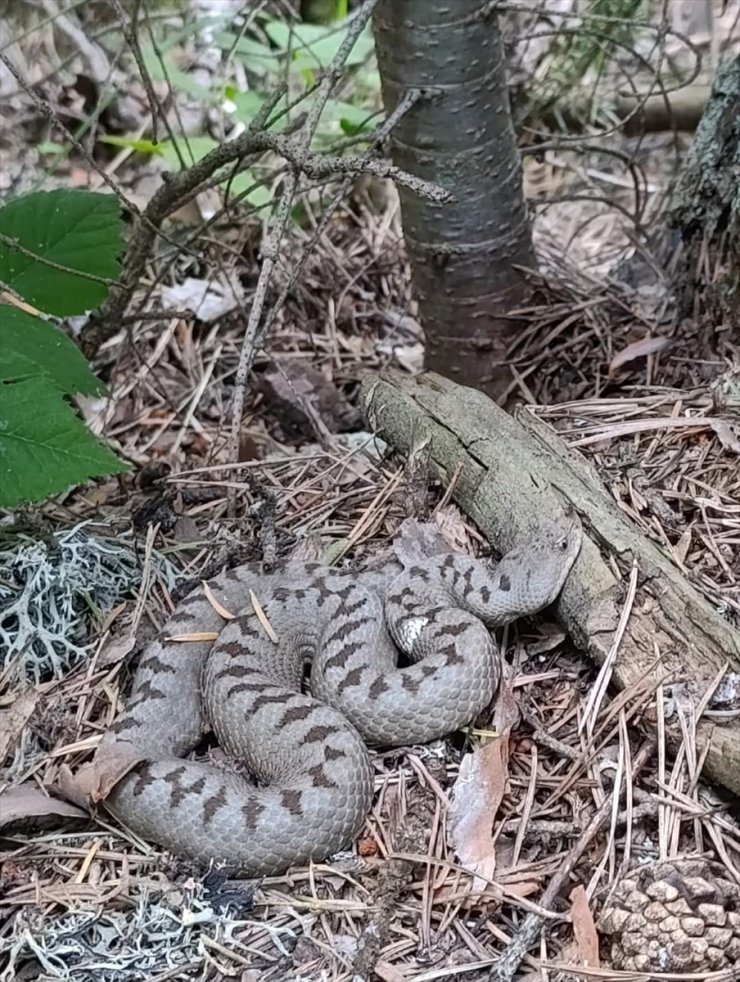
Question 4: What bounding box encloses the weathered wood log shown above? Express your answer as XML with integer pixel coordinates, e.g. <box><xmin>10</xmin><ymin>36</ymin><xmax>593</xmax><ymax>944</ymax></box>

<box><xmin>359</xmin><ymin>371</ymin><xmax>740</xmax><ymax>795</ymax></box>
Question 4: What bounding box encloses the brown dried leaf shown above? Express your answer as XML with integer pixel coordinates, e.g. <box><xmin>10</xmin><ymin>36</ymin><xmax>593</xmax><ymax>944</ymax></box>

<box><xmin>261</xmin><ymin>358</ymin><xmax>360</xmax><ymax>436</ymax></box>
<box><xmin>0</xmin><ymin>784</ymin><xmax>87</xmax><ymax>832</ymax></box>
<box><xmin>434</xmin><ymin>505</ymin><xmax>472</xmax><ymax>553</ymax></box>
<box><xmin>449</xmin><ymin>729</ymin><xmax>511</xmax><ymax>891</ymax></box>
<box><xmin>608</xmin><ymin>335</ymin><xmax>671</xmax><ymax>377</ymax></box>
<box><xmin>98</xmin><ymin>634</ymin><xmax>136</xmax><ymax>668</ymax></box>
<box><xmin>393</xmin><ymin>518</ymin><xmax>453</xmax><ymax>566</ymax></box>
<box><xmin>0</xmin><ymin>688</ymin><xmax>38</xmax><ymax>766</ymax></box>
<box><xmin>162</xmin><ymin>276</ymin><xmax>245</xmax><ymax>322</ymax></box>
<box><xmin>567</xmin><ymin>884</ymin><xmax>600</xmax><ymax>968</ymax></box>
<box><xmin>60</xmin><ymin>742</ymin><xmax>147</xmax><ymax>806</ymax></box>
<box><xmin>672</xmin><ymin>528</ymin><xmax>692</xmax><ymax>565</ymax></box>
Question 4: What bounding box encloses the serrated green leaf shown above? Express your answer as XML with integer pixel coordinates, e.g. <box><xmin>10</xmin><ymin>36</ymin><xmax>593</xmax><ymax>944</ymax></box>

<box><xmin>0</xmin><ymin>190</ymin><xmax>122</xmax><ymax>317</ymax></box>
<box><xmin>0</xmin><ymin>377</ymin><xmax>129</xmax><ymax>507</ymax></box>
<box><xmin>0</xmin><ymin>306</ymin><xmax>102</xmax><ymax>395</ymax></box>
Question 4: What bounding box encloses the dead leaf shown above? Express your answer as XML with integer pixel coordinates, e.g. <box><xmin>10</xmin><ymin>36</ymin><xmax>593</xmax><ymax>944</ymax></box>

<box><xmin>566</xmin><ymin>884</ymin><xmax>601</xmax><ymax>968</ymax></box>
<box><xmin>98</xmin><ymin>634</ymin><xmax>136</xmax><ymax>668</ymax></box>
<box><xmin>392</xmin><ymin>342</ymin><xmax>424</xmax><ymax>374</ymax></box>
<box><xmin>525</xmin><ymin>624</ymin><xmax>568</xmax><ymax>656</ymax></box>
<box><xmin>608</xmin><ymin>335</ymin><xmax>671</xmax><ymax>377</ymax></box>
<box><xmin>0</xmin><ymin>784</ymin><xmax>87</xmax><ymax>832</ymax></box>
<box><xmin>709</xmin><ymin>419</ymin><xmax>740</xmax><ymax>454</ymax></box>
<box><xmin>434</xmin><ymin>505</ymin><xmax>472</xmax><ymax>553</ymax></box>
<box><xmin>501</xmin><ymin>880</ymin><xmax>542</xmax><ymax>899</ymax></box>
<box><xmin>0</xmin><ymin>689</ymin><xmax>38</xmax><ymax>766</ymax></box>
<box><xmin>162</xmin><ymin>276</ymin><xmax>244</xmax><ymax>322</ymax></box>
<box><xmin>60</xmin><ymin>742</ymin><xmax>147</xmax><ymax>806</ymax></box>
<box><xmin>672</xmin><ymin>528</ymin><xmax>692</xmax><ymax>565</ymax></box>
<box><xmin>449</xmin><ymin>729</ymin><xmax>511</xmax><ymax>892</ymax></box>
<box><xmin>393</xmin><ymin>518</ymin><xmax>453</xmax><ymax>566</ymax></box>
<box><xmin>260</xmin><ymin>358</ymin><xmax>361</xmax><ymax>436</ymax></box>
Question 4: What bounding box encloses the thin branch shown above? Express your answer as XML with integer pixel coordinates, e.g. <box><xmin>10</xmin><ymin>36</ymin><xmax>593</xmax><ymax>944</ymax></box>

<box><xmin>0</xmin><ymin>49</ymin><xmax>142</xmax><ymax>216</ymax></box>
<box><xmin>111</xmin><ymin>0</ymin><xmax>162</xmax><ymax>145</ymax></box>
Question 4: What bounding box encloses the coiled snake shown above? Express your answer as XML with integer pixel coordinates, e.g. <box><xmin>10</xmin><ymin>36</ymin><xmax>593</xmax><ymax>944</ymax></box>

<box><xmin>95</xmin><ymin>514</ymin><xmax>582</xmax><ymax>874</ymax></box>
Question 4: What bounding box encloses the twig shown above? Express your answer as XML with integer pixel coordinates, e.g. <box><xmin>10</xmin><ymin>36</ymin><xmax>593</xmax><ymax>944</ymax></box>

<box><xmin>226</xmin><ymin>0</ymin><xmax>387</xmax><ymax>503</ymax></box>
<box><xmin>0</xmin><ymin>49</ymin><xmax>141</xmax><ymax>215</ymax></box>
<box><xmin>83</xmin><ymin>120</ymin><xmax>444</xmax><ymax>352</ymax></box>
<box><xmin>487</xmin><ymin>737</ymin><xmax>656</xmax><ymax>982</ymax></box>
<box><xmin>226</xmin><ymin>0</ymin><xmax>433</xmax><ymax>502</ymax></box>
<box><xmin>110</xmin><ymin>0</ymin><xmax>163</xmax><ymax>145</ymax></box>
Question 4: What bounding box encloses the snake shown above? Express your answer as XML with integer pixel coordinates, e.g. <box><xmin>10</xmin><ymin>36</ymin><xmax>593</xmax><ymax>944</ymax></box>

<box><xmin>95</xmin><ymin>513</ymin><xmax>582</xmax><ymax>875</ymax></box>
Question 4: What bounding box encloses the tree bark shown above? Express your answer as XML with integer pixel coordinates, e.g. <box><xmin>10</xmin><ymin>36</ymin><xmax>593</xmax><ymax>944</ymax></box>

<box><xmin>670</xmin><ymin>55</ymin><xmax>740</xmax><ymax>323</ymax></box>
<box><xmin>372</xmin><ymin>0</ymin><xmax>537</xmax><ymax>399</ymax></box>
<box><xmin>359</xmin><ymin>370</ymin><xmax>740</xmax><ymax>797</ymax></box>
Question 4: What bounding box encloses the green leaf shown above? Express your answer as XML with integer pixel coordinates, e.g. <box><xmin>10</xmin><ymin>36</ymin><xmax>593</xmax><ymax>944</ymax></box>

<box><xmin>214</xmin><ymin>33</ymin><xmax>281</xmax><ymax>79</ymax></box>
<box><xmin>0</xmin><ymin>377</ymin><xmax>129</xmax><ymax>508</ymax></box>
<box><xmin>36</xmin><ymin>141</ymin><xmax>64</xmax><ymax>155</ymax></box>
<box><xmin>0</xmin><ymin>349</ymin><xmax>42</xmax><ymax>383</ymax></box>
<box><xmin>231</xmin><ymin>90</ymin><xmax>292</xmax><ymax>131</ymax></box>
<box><xmin>0</xmin><ymin>305</ymin><xmax>102</xmax><ymax>395</ymax></box>
<box><xmin>142</xmin><ymin>43</ymin><xmax>218</xmax><ymax>102</ymax></box>
<box><xmin>98</xmin><ymin>135</ymin><xmax>163</xmax><ymax>155</ymax></box>
<box><xmin>0</xmin><ymin>190</ymin><xmax>122</xmax><ymax>317</ymax></box>
<box><xmin>263</xmin><ymin>19</ymin><xmax>374</xmax><ymax>70</ymax></box>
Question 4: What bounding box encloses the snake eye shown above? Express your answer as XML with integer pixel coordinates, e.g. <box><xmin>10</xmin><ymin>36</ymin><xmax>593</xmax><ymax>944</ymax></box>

<box><xmin>559</xmin><ymin>537</ymin><xmax>569</xmax><ymax>551</ymax></box>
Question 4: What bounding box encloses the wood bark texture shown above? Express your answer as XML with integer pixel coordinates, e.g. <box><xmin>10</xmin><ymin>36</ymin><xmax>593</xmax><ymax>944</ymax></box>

<box><xmin>359</xmin><ymin>371</ymin><xmax>740</xmax><ymax>796</ymax></box>
<box><xmin>372</xmin><ymin>0</ymin><xmax>537</xmax><ymax>397</ymax></box>
<box><xmin>670</xmin><ymin>54</ymin><xmax>740</xmax><ymax>322</ymax></box>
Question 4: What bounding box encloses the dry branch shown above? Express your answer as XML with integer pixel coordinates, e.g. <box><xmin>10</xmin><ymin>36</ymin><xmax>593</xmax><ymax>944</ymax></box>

<box><xmin>359</xmin><ymin>371</ymin><xmax>740</xmax><ymax>796</ymax></box>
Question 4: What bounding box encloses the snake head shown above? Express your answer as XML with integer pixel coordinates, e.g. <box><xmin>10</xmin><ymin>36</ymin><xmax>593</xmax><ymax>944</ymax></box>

<box><xmin>491</xmin><ymin>510</ymin><xmax>583</xmax><ymax>620</ymax></box>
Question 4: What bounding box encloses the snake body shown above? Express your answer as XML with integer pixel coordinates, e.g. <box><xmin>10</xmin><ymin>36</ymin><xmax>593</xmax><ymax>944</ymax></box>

<box><xmin>98</xmin><ymin>515</ymin><xmax>581</xmax><ymax>874</ymax></box>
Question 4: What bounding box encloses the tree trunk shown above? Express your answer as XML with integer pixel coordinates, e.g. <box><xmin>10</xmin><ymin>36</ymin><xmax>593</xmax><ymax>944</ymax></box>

<box><xmin>372</xmin><ymin>0</ymin><xmax>537</xmax><ymax>399</ymax></box>
<box><xmin>670</xmin><ymin>54</ymin><xmax>740</xmax><ymax>325</ymax></box>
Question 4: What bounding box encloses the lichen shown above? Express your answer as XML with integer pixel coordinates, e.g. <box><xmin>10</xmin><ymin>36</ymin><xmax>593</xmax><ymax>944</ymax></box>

<box><xmin>0</xmin><ymin>524</ymin><xmax>180</xmax><ymax>682</ymax></box>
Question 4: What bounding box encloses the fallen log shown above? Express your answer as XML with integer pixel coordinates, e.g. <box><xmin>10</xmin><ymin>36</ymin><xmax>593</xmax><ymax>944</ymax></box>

<box><xmin>359</xmin><ymin>371</ymin><xmax>740</xmax><ymax>795</ymax></box>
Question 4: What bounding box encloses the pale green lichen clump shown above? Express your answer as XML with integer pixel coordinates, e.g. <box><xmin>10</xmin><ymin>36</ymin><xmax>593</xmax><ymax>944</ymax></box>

<box><xmin>0</xmin><ymin>524</ymin><xmax>180</xmax><ymax>682</ymax></box>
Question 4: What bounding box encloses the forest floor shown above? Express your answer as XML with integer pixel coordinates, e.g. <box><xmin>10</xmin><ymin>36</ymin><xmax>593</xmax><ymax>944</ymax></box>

<box><xmin>1</xmin><ymin>3</ymin><xmax>739</xmax><ymax>981</ymax></box>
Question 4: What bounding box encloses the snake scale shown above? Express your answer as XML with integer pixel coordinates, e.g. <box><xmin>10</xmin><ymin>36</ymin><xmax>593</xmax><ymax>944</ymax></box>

<box><xmin>97</xmin><ymin>514</ymin><xmax>582</xmax><ymax>875</ymax></box>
